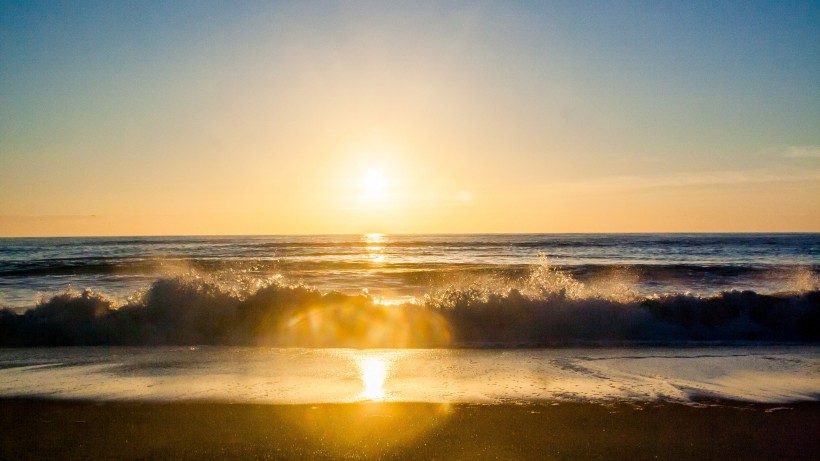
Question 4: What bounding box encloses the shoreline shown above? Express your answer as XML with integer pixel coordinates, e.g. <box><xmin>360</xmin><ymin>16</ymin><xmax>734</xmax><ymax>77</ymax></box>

<box><xmin>2</xmin><ymin>398</ymin><xmax>818</xmax><ymax>460</ymax></box>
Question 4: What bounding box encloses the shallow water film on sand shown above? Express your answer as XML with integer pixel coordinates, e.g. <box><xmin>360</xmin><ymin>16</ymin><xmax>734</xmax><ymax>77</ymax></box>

<box><xmin>0</xmin><ymin>346</ymin><xmax>818</xmax><ymax>404</ymax></box>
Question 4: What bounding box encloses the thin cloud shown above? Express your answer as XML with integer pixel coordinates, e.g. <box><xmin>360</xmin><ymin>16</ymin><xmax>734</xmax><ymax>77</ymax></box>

<box><xmin>783</xmin><ymin>146</ymin><xmax>820</xmax><ymax>159</ymax></box>
<box><xmin>0</xmin><ymin>215</ymin><xmax>101</xmax><ymax>222</ymax></box>
<box><xmin>545</xmin><ymin>168</ymin><xmax>820</xmax><ymax>194</ymax></box>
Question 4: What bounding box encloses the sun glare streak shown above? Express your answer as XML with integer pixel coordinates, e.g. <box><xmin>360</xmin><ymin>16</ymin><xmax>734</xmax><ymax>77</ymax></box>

<box><xmin>358</xmin><ymin>357</ymin><xmax>388</xmax><ymax>401</ymax></box>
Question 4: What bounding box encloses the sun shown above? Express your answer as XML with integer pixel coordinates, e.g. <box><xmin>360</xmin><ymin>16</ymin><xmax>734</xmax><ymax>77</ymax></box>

<box><xmin>363</xmin><ymin>169</ymin><xmax>387</xmax><ymax>200</ymax></box>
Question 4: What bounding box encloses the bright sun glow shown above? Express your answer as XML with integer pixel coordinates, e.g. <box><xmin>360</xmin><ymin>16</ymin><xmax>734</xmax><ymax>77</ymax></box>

<box><xmin>359</xmin><ymin>357</ymin><xmax>388</xmax><ymax>400</ymax></box>
<box><xmin>363</xmin><ymin>170</ymin><xmax>387</xmax><ymax>200</ymax></box>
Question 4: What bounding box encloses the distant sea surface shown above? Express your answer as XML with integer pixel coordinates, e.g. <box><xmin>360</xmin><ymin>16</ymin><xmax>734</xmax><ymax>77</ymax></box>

<box><xmin>2</xmin><ymin>233</ymin><xmax>818</xmax><ymax>309</ymax></box>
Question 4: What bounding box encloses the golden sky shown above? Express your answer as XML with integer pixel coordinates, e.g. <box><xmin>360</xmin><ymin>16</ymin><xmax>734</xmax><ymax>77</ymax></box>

<box><xmin>1</xmin><ymin>1</ymin><xmax>819</xmax><ymax>236</ymax></box>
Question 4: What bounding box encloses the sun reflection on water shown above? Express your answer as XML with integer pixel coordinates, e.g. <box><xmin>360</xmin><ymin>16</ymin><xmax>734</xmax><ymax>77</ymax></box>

<box><xmin>367</xmin><ymin>251</ymin><xmax>385</xmax><ymax>263</ymax></box>
<box><xmin>363</xmin><ymin>233</ymin><xmax>386</xmax><ymax>264</ymax></box>
<box><xmin>363</xmin><ymin>233</ymin><xmax>385</xmax><ymax>243</ymax></box>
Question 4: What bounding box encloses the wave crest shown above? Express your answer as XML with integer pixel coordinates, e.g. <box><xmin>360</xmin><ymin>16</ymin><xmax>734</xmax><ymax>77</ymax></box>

<box><xmin>1</xmin><ymin>270</ymin><xmax>818</xmax><ymax>346</ymax></box>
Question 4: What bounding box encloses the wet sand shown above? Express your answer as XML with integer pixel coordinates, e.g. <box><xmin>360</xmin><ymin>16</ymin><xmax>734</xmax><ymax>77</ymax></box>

<box><xmin>1</xmin><ymin>399</ymin><xmax>818</xmax><ymax>460</ymax></box>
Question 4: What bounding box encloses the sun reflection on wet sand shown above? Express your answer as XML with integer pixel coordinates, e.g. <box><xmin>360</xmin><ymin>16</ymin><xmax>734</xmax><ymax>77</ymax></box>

<box><xmin>358</xmin><ymin>356</ymin><xmax>388</xmax><ymax>401</ymax></box>
<box><xmin>277</xmin><ymin>351</ymin><xmax>452</xmax><ymax>458</ymax></box>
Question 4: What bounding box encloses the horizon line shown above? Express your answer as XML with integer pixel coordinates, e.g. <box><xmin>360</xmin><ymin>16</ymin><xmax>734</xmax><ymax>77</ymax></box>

<box><xmin>2</xmin><ymin>231</ymin><xmax>819</xmax><ymax>239</ymax></box>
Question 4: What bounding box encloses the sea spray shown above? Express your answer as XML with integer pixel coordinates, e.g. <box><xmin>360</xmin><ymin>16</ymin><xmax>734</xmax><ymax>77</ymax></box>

<box><xmin>2</xmin><ymin>270</ymin><xmax>818</xmax><ymax>347</ymax></box>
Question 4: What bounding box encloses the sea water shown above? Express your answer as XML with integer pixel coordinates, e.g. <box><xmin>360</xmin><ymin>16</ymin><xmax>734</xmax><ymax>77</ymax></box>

<box><xmin>0</xmin><ymin>346</ymin><xmax>817</xmax><ymax>404</ymax></box>
<box><xmin>1</xmin><ymin>234</ymin><xmax>818</xmax><ymax>403</ymax></box>
<box><xmin>2</xmin><ymin>233</ymin><xmax>818</xmax><ymax>309</ymax></box>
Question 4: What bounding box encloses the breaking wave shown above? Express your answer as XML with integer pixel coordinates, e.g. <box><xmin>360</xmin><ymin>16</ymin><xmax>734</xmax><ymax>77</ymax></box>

<box><xmin>1</xmin><ymin>269</ymin><xmax>818</xmax><ymax>347</ymax></box>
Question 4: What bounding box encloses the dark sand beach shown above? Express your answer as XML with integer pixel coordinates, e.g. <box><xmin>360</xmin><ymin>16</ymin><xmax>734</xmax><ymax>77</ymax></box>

<box><xmin>1</xmin><ymin>399</ymin><xmax>818</xmax><ymax>460</ymax></box>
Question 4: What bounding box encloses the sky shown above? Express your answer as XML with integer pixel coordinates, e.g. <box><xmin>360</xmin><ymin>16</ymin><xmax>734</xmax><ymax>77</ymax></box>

<box><xmin>1</xmin><ymin>0</ymin><xmax>819</xmax><ymax>236</ymax></box>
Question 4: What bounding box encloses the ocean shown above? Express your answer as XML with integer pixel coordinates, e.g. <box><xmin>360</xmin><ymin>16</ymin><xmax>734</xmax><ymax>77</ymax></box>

<box><xmin>2</xmin><ymin>233</ymin><xmax>819</xmax><ymax>307</ymax></box>
<box><xmin>1</xmin><ymin>234</ymin><xmax>818</xmax><ymax>404</ymax></box>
